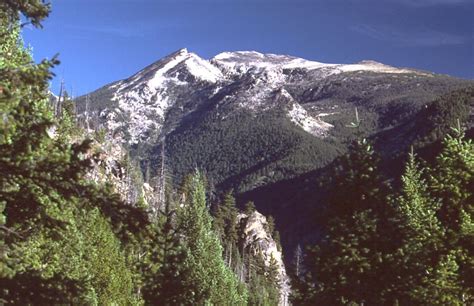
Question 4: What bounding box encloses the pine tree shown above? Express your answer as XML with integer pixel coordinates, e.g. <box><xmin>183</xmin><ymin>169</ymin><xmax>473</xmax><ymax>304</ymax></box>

<box><xmin>177</xmin><ymin>171</ymin><xmax>247</xmax><ymax>305</ymax></box>
<box><xmin>393</xmin><ymin>152</ymin><xmax>445</xmax><ymax>304</ymax></box>
<box><xmin>1</xmin><ymin>3</ymin><xmax>148</xmax><ymax>303</ymax></box>
<box><xmin>304</xmin><ymin>139</ymin><xmax>397</xmax><ymax>305</ymax></box>
<box><xmin>247</xmin><ymin>251</ymin><xmax>280</xmax><ymax>306</ymax></box>
<box><xmin>431</xmin><ymin>128</ymin><xmax>473</xmax><ymax>239</ymax></box>
<box><xmin>214</xmin><ymin>191</ymin><xmax>239</xmax><ymax>268</ymax></box>
<box><xmin>244</xmin><ymin>201</ymin><xmax>256</xmax><ymax>215</ymax></box>
<box><xmin>412</xmin><ymin>251</ymin><xmax>464</xmax><ymax>306</ymax></box>
<box><xmin>266</xmin><ymin>255</ymin><xmax>282</xmax><ymax>304</ymax></box>
<box><xmin>266</xmin><ymin>215</ymin><xmax>282</xmax><ymax>251</ymax></box>
<box><xmin>141</xmin><ymin>193</ymin><xmax>191</xmax><ymax>304</ymax></box>
<box><xmin>1</xmin><ymin>3</ymin><xmax>78</xmax><ymax>301</ymax></box>
<box><xmin>428</xmin><ymin>129</ymin><xmax>474</xmax><ymax>303</ymax></box>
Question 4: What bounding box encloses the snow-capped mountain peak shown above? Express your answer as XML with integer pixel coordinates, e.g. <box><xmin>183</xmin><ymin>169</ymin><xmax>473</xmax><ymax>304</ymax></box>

<box><xmin>118</xmin><ymin>48</ymin><xmax>222</xmax><ymax>91</ymax></box>
<box><xmin>212</xmin><ymin>50</ymin><xmax>332</xmax><ymax>74</ymax></box>
<box><xmin>212</xmin><ymin>50</ymin><xmax>423</xmax><ymax>76</ymax></box>
<box><xmin>182</xmin><ymin>52</ymin><xmax>224</xmax><ymax>83</ymax></box>
<box><xmin>104</xmin><ymin>49</ymin><xmax>228</xmax><ymax>144</ymax></box>
<box><xmin>79</xmin><ymin>48</ymin><xmax>436</xmax><ymax>146</ymax></box>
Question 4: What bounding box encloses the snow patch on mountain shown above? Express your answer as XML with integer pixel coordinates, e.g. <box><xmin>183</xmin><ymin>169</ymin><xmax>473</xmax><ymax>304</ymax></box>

<box><xmin>282</xmin><ymin>57</ymin><xmax>332</xmax><ymax>70</ymax></box>
<box><xmin>336</xmin><ymin>60</ymin><xmax>421</xmax><ymax>75</ymax></box>
<box><xmin>107</xmin><ymin>49</ymin><xmax>227</xmax><ymax>144</ymax></box>
<box><xmin>184</xmin><ymin>53</ymin><xmax>224</xmax><ymax>83</ymax></box>
<box><xmin>288</xmin><ymin>102</ymin><xmax>333</xmax><ymax>137</ymax></box>
<box><xmin>213</xmin><ymin>51</ymin><xmax>422</xmax><ymax>77</ymax></box>
<box><xmin>212</xmin><ymin>51</ymin><xmax>332</xmax><ymax>75</ymax></box>
<box><xmin>110</xmin><ymin>86</ymin><xmax>170</xmax><ymax>144</ymax></box>
<box><xmin>146</xmin><ymin>52</ymin><xmax>189</xmax><ymax>88</ymax></box>
<box><xmin>90</xmin><ymin>49</ymin><xmax>427</xmax><ymax>145</ymax></box>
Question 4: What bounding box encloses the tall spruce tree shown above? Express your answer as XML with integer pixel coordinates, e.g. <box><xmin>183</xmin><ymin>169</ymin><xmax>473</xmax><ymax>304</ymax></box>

<box><xmin>393</xmin><ymin>152</ymin><xmax>445</xmax><ymax>304</ymax></box>
<box><xmin>141</xmin><ymin>193</ymin><xmax>191</xmax><ymax>304</ymax></box>
<box><xmin>214</xmin><ymin>191</ymin><xmax>239</xmax><ymax>269</ymax></box>
<box><xmin>177</xmin><ymin>171</ymin><xmax>248</xmax><ymax>305</ymax></box>
<box><xmin>246</xmin><ymin>250</ymin><xmax>281</xmax><ymax>306</ymax></box>
<box><xmin>428</xmin><ymin>129</ymin><xmax>474</xmax><ymax>304</ymax></box>
<box><xmin>394</xmin><ymin>130</ymin><xmax>473</xmax><ymax>305</ymax></box>
<box><xmin>1</xmin><ymin>2</ymin><xmax>148</xmax><ymax>303</ymax></box>
<box><xmin>304</xmin><ymin>139</ymin><xmax>398</xmax><ymax>305</ymax></box>
<box><xmin>297</xmin><ymin>130</ymin><xmax>473</xmax><ymax>305</ymax></box>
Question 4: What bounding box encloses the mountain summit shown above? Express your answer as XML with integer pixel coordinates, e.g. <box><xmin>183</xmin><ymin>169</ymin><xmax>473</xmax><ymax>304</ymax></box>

<box><xmin>77</xmin><ymin>48</ymin><xmax>436</xmax><ymax>145</ymax></box>
<box><xmin>75</xmin><ymin>49</ymin><xmax>472</xmax><ymax>255</ymax></box>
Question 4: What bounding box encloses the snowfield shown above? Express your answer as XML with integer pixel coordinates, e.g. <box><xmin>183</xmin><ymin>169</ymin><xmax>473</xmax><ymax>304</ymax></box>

<box><xmin>99</xmin><ymin>48</ymin><xmax>423</xmax><ymax>144</ymax></box>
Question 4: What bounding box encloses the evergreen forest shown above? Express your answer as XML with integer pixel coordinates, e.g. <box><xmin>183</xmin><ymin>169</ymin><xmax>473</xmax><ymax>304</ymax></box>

<box><xmin>1</xmin><ymin>1</ymin><xmax>473</xmax><ymax>305</ymax></box>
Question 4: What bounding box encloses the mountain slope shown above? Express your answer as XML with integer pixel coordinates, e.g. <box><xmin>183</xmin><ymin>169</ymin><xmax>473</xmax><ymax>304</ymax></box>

<box><xmin>75</xmin><ymin>48</ymin><xmax>474</xmax><ymax>256</ymax></box>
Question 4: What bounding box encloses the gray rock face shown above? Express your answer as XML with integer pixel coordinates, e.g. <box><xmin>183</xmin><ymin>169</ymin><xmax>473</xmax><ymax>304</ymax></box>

<box><xmin>85</xmin><ymin>139</ymin><xmax>151</xmax><ymax>205</ymax></box>
<box><xmin>77</xmin><ymin>48</ymin><xmax>463</xmax><ymax>146</ymax></box>
<box><xmin>75</xmin><ymin>48</ymin><xmax>472</xmax><ymax>194</ymax></box>
<box><xmin>238</xmin><ymin>211</ymin><xmax>290</xmax><ymax>305</ymax></box>
<box><xmin>87</xmin><ymin>139</ymin><xmax>291</xmax><ymax>304</ymax></box>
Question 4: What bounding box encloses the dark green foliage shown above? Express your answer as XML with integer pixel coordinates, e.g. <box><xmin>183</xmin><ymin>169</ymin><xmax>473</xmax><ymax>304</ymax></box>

<box><xmin>391</xmin><ymin>152</ymin><xmax>445</xmax><ymax>304</ymax></box>
<box><xmin>374</xmin><ymin>87</ymin><xmax>473</xmax><ymax>162</ymax></box>
<box><xmin>141</xmin><ymin>192</ymin><xmax>192</xmax><ymax>304</ymax></box>
<box><xmin>324</xmin><ymin>139</ymin><xmax>392</xmax><ymax>217</ymax></box>
<box><xmin>1</xmin><ymin>273</ymin><xmax>84</xmax><ymax>305</ymax></box>
<box><xmin>140</xmin><ymin>174</ymin><xmax>249</xmax><ymax>305</ymax></box>
<box><xmin>297</xmin><ymin>129</ymin><xmax>473</xmax><ymax>305</ymax></box>
<box><xmin>161</xmin><ymin>109</ymin><xmax>342</xmax><ymax>193</ymax></box>
<box><xmin>428</xmin><ymin>131</ymin><xmax>473</xmax><ymax>303</ymax></box>
<box><xmin>177</xmin><ymin>172</ymin><xmax>248</xmax><ymax>305</ymax></box>
<box><xmin>214</xmin><ymin>192</ymin><xmax>240</xmax><ymax>269</ymax></box>
<box><xmin>415</xmin><ymin>88</ymin><xmax>473</xmax><ymax>146</ymax></box>
<box><xmin>0</xmin><ymin>0</ymin><xmax>50</xmax><ymax>28</ymax></box>
<box><xmin>244</xmin><ymin>201</ymin><xmax>257</xmax><ymax>215</ymax></box>
<box><xmin>0</xmin><ymin>2</ymin><xmax>147</xmax><ymax>304</ymax></box>
<box><xmin>390</xmin><ymin>131</ymin><xmax>473</xmax><ymax>305</ymax></box>
<box><xmin>299</xmin><ymin>139</ymin><xmax>397</xmax><ymax>305</ymax></box>
<box><xmin>246</xmin><ymin>251</ymin><xmax>280</xmax><ymax>306</ymax></box>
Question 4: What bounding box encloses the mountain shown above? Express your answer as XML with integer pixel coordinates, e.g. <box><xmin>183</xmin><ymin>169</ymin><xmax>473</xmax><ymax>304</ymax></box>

<box><xmin>75</xmin><ymin>48</ymin><xmax>474</xmax><ymax>256</ymax></box>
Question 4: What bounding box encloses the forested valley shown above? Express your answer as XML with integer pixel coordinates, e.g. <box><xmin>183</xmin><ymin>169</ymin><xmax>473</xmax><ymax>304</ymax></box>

<box><xmin>1</xmin><ymin>1</ymin><xmax>473</xmax><ymax>305</ymax></box>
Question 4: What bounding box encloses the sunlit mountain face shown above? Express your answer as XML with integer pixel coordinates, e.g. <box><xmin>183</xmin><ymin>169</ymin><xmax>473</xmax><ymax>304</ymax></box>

<box><xmin>75</xmin><ymin>48</ymin><xmax>473</xmax><ymax>253</ymax></box>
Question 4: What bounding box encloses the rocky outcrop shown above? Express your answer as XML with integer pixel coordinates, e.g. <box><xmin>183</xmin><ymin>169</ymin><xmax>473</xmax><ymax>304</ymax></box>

<box><xmin>85</xmin><ymin>137</ymin><xmax>154</xmax><ymax>206</ymax></box>
<box><xmin>238</xmin><ymin>211</ymin><xmax>290</xmax><ymax>306</ymax></box>
<box><xmin>86</xmin><ymin>142</ymin><xmax>291</xmax><ymax>304</ymax></box>
<box><xmin>77</xmin><ymin>48</ymin><xmax>434</xmax><ymax>147</ymax></box>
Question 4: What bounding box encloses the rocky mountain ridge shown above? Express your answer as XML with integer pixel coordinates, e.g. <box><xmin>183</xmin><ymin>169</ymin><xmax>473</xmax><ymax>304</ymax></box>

<box><xmin>77</xmin><ymin>48</ymin><xmax>437</xmax><ymax>145</ymax></box>
<box><xmin>75</xmin><ymin>48</ymin><xmax>473</xmax><ymax>266</ymax></box>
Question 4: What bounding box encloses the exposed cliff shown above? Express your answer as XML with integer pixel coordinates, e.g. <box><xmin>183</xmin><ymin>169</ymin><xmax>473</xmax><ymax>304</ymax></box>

<box><xmin>84</xmin><ymin>137</ymin><xmax>291</xmax><ymax>303</ymax></box>
<box><xmin>238</xmin><ymin>211</ymin><xmax>290</xmax><ymax>305</ymax></box>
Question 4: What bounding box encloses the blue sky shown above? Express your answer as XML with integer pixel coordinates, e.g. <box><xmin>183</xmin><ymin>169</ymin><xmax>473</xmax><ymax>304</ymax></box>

<box><xmin>23</xmin><ymin>0</ymin><xmax>473</xmax><ymax>96</ymax></box>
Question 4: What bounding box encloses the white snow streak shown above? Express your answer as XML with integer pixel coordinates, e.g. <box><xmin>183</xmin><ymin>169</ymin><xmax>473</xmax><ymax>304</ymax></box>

<box><xmin>109</xmin><ymin>49</ymin><xmax>226</xmax><ymax>144</ymax></box>
<box><xmin>288</xmin><ymin>102</ymin><xmax>333</xmax><ymax>137</ymax></box>
<box><xmin>213</xmin><ymin>51</ymin><xmax>423</xmax><ymax>75</ymax></box>
<box><xmin>98</xmin><ymin>49</ymin><xmax>424</xmax><ymax>144</ymax></box>
<box><xmin>185</xmin><ymin>53</ymin><xmax>223</xmax><ymax>83</ymax></box>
